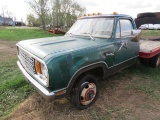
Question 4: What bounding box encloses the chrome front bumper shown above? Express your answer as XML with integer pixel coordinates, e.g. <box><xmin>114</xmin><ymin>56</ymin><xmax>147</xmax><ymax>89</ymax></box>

<box><xmin>17</xmin><ymin>61</ymin><xmax>55</xmax><ymax>101</ymax></box>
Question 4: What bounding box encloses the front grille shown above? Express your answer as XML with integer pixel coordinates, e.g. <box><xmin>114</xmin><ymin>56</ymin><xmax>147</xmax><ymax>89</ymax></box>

<box><xmin>19</xmin><ymin>48</ymin><xmax>36</xmax><ymax>75</ymax></box>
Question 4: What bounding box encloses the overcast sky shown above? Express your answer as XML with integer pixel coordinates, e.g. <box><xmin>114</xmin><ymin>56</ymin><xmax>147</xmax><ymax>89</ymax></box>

<box><xmin>0</xmin><ymin>0</ymin><xmax>160</xmax><ymax>22</ymax></box>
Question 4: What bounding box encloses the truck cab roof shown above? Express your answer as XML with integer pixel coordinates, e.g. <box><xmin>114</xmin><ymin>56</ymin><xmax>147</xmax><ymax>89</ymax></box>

<box><xmin>79</xmin><ymin>13</ymin><xmax>132</xmax><ymax>19</ymax></box>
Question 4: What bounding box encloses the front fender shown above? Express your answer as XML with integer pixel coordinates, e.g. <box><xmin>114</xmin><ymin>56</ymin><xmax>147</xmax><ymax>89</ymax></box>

<box><xmin>65</xmin><ymin>62</ymin><xmax>108</xmax><ymax>96</ymax></box>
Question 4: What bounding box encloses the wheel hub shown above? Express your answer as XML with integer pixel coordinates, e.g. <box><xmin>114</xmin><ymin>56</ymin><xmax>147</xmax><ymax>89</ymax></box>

<box><xmin>85</xmin><ymin>89</ymin><xmax>95</xmax><ymax>101</ymax></box>
<box><xmin>80</xmin><ymin>83</ymin><xmax>96</xmax><ymax>105</ymax></box>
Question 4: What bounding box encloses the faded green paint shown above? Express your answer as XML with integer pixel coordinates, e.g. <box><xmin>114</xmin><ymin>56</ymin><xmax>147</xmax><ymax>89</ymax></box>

<box><xmin>17</xmin><ymin>14</ymin><xmax>140</xmax><ymax>92</ymax></box>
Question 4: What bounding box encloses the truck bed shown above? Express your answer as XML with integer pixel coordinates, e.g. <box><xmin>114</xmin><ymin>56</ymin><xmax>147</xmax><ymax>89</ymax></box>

<box><xmin>139</xmin><ymin>39</ymin><xmax>160</xmax><ymax>58</ymax></box>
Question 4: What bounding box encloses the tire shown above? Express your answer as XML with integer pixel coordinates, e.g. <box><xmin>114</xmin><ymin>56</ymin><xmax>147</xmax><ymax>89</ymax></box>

<box><xmin>137</xmin><ymin>13</ymin><xmax>156</xmax><ymax>18</ymax></box>
<box><xmin>149</xmin><ymin>54</ymin><xmax>160</xmax><ymax>67</ymax></box>
<box><xmin>69</xmin><ymin>74</ymin><xmax>99</xmax><ymax>110</ymax></box>
<box><xmin>139</xmin><ymin>58</ymin><xmax>149</xmax><ymax>65</ymax></box>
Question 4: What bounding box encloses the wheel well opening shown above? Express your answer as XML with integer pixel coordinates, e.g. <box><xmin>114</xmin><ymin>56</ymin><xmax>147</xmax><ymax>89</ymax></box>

<box><xmin>87</xmin><ymin>67</ymin><xmax>104</xmax><ymax>80</ymax></box>
<box><xmin>73</xmin><ymin>67</ymin><xmax>104</xmax><ymax>87</ymax></box>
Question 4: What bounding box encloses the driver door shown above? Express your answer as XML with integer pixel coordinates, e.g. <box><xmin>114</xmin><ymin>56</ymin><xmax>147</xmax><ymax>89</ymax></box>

<box><xmin>114</xmin><ymin>19</ymin><xmax>138</xmax><ymax>65</ymax></box>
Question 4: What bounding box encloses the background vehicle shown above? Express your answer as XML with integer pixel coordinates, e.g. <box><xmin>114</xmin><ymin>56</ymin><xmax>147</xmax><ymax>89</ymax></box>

<box><xmin>139</xmin><ymin>24</ymin><xmax>160</xmax><ymax>30</ymax></box>
<box><xmin>154</xmin><ymin>24</ymin><xmax>160</xmax><ymax>30</ymax></box>
<box><xmin>139</xmin><ymin>24</ymin><xmax>148</xmax><ymax>30</ymax></box>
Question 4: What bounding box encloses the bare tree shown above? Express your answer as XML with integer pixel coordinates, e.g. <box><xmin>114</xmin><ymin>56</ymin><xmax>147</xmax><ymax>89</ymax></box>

<box><xmin>26</xmin><ymin>0</ymin><xmax>86</xmax><ymax>29</ymax></box>
<box><xmin>1</xmin><ymin>7</ymin><xmax>5</xmax><ymax>17</ymax></box>
<box><xmin>6</xmin><ymin>11</ymin><xmax>13</xmax><ymax>18</ymax></box>
<box><xmin>51</xmin><ymin>0</ymin><xmax>86</xmax><ymax>28</ymax></box>
<box><xmin>27</xmin><ymin>0</ymin><xmax>49</xmax><ymax>30</ymax></box>
<box><xmin>1</xmin><ymin>6</ymin><xmax>13</xmax><ymax>18</ymax></box>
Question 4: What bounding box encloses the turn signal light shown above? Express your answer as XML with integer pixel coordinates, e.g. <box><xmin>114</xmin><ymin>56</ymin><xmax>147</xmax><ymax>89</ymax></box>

<box><xmin>87</xmin><ymin>12</ymin><xmax>102</xmax><ymax>16</ymax></box>
<box><xmin>113</xmin><ymin>12</ymin><xmax>117</xmax><ymax>15</ymax></box>
<box><xmin>55</xmin><ymin>90</ymin><xmax>66</xmax><ymax>95</ymax></box>
<box><xmin>36</xmin><ymin>61</ymin><xmax>42</xmax><ymax>74</ymax></box>
<box><xmin>97</xmin><ymin>12</ymin><xmax>101</xmax><ymax>15</ymax></box>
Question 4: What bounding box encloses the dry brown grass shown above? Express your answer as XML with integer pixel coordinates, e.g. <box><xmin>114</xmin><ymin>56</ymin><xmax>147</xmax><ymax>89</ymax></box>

<box><xmin>4</xmin><ymin>76</ymin><xmax>160</xmax><ymax>120</ymax></box>
<box><xmin>0</xmin><ymin>41</ymin><xmax>17</xmax><ymax>61</ymax></box>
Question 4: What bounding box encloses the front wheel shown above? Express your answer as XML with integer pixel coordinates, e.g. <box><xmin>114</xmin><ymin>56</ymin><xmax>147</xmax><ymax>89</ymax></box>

<box><xmin>70</xmin><ymin>74</ymin><xmax>99</xmax><ymax>110</ymax></box>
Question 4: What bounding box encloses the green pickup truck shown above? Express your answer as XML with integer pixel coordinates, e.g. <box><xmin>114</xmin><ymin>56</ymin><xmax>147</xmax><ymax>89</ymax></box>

<box><xmin>17</xmin><ymin>13</ymin><xmax>141</xmax><ymax>109</ymax></box>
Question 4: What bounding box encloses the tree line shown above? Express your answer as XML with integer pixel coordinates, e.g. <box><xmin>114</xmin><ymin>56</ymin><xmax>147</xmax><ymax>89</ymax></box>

<box><xmin>27</xmin><ymin>0</ymin><xmax>86</xmax><ymax>30</ymax></box>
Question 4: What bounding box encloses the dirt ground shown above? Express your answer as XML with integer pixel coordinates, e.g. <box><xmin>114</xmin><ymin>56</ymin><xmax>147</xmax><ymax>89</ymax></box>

<box><xmin>0</xmin><ymin>40</ymin><xmax>17</xmax><ymax>61</ymax></box>
<box><xmin>1</xmin><ymin>40</ymin><xmax>160</xmax><ymax>120</ymax></box>
<box><xmin>5</xmin><ymin>78</ymin><xmax>160</xmax><ymax>120</ymax></box>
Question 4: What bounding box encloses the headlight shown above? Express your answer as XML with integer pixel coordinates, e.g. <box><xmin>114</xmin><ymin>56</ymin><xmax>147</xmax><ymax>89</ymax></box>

<box><xmin>41</xmin><ymin>64</ymin><xmax>48</xmax><ymax>78</ymax></box>
<box><xmin>35</xmin><ymin>60</ymin><xmax>49</xmax><ymax>86</ymax></box>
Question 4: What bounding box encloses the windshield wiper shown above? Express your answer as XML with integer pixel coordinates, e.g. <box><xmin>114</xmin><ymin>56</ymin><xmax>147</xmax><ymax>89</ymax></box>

<box><xmin>81</xmin><ymin>32</ymin><xmax>94</xmax><ymax>40</ymax></box>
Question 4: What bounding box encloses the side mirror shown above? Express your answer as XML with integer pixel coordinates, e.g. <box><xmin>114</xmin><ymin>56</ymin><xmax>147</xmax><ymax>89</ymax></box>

<box><xmin>131</xmin><ymin>29</ymin><xmax>142</xmax><ymax>42</ymax></box>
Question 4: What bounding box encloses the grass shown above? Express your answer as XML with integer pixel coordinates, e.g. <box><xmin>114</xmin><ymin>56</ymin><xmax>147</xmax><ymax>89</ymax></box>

<box><xmin>0</xmin><ymin>28</ymin><xmax>160</xmax><ymax>119</ymax></box>
<box><xmin>141</xmin><ymin>30</ymin><xmax>160</xmax><ymax>38</ymax></box>
<box><xmin>0</xmin><ymin>27</ymin><xmax>63</xmax><ymax>118</ymax></box>
<box><xmin>99</xmin><ymin>63</ymin><xmax>160</xmax><ymax>101</ymax></box>
<box><xmin>0</xmin><ymin>57</ymin><xmax>34</xmax><ymax>117</ymax></box>
<box><xmin>0</xmin><ymin>45</ymin><xmax>36</xmax><ymax>115</ymax></box>
<box><xmin>127</xmin><ymin>65</ymin><xmax>160</xmax><ymax>100</ymax></box>
<box><xmin>0</xmin><ymin>27</ymin><xmax>62</xmax><ymax>41</ymax></box>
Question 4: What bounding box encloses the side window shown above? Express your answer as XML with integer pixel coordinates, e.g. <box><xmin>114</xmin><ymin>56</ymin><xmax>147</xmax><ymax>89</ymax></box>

<box><xmin>120</xmin><ymin>19</ymin><xmax>133</xmax><ymax>37</ymax></box>
<box><xmin>116</xmin><ymin>19</ymin><xmax>133</xmax><ymax>38</ymax></box>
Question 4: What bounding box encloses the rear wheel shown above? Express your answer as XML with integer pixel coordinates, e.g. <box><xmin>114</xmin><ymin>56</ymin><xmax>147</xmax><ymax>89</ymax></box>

<box><xmin>70</xmin><ymin>74</ymin><xmax>99</xmax><ymax>110</ymax></box>
<box><xmin>139</xmin><ymin>58</ymin><xmax>149</xmax><ymax>65</ymax></box>
<box><xmin>149</xmin><ymin>54</ymin><xmax>160</xmax><ymax>67</ymax></box>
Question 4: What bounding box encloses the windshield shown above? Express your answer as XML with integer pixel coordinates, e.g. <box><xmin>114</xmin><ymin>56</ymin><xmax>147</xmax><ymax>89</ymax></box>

<box><xmin>67</xmin><ymin>17</ymin><xmax>114</xmax><ymax>38</ymax></box>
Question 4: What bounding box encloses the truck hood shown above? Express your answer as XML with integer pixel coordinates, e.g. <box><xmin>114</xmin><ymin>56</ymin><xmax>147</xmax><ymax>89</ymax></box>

<box><xmin>17</xmin><ymin>36</ymin><xmax>103</xmax><ymax>59</ymax></box>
